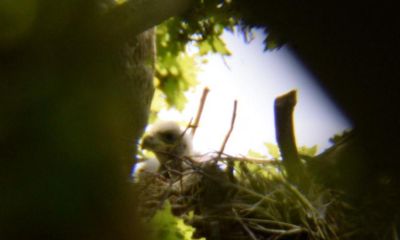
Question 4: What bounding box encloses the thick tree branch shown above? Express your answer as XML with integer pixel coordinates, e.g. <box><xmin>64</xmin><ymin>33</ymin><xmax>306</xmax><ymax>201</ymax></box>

<box><xmin>104</xmin><ymin>0</ymin><xmax>195</xmax><ymax>40</ymax></box>
<box><xmin>274</xmin><ymin>90</ymin><xmax>308</xmax><ymax>186</ymax></box>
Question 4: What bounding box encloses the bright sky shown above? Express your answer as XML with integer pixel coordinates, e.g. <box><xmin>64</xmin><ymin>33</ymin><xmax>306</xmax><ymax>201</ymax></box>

<box><xmin>158</xmin><ymin>30</ymin><xmax>352</xmax><ymax>157</ymax></box>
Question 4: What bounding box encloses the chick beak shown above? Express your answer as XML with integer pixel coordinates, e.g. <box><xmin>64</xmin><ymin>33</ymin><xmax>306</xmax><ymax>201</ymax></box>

<box><xmin>141</xmin><ymin>135</ymin><xmax>157</xmax><ymax>150</ymax></box>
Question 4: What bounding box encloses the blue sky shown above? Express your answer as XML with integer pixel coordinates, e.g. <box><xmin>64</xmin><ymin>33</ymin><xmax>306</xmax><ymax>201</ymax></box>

<box><xmin>159</xmin><ymin>29</ymin><xmax>352</xmax><ymax>157</ymax></box>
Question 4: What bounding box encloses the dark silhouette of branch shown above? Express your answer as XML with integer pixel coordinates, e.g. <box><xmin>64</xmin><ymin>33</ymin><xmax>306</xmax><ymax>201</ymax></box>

<box><xmin>274</xmin><ymin>90</ymin><xmax>308</xmax><ymax>187</ymax></box>
<box><xmin>103</xmin><ymin>0</ymin><xmax>195</xmax><ymax>40</ymax></box>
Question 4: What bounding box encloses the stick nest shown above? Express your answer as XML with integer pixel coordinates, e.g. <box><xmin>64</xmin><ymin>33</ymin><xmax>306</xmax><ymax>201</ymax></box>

<box><xmin>134</xmin><ymin>89</ymin><xmax>397</xmax><ymax>239</ymax></box>
<box><xmin>135</xmin><ymin>156</ymin><xmax>352</xmax><ymax>240</ymax></box>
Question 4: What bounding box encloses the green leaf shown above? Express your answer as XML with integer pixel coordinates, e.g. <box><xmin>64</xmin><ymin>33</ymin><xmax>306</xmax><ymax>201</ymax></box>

<box><xmin>176</xmin><ymin>214</ymin><xmax>205</xmax><ymax>240</ymax></box>
<box><xmin>247</xmin><ymin>149</ymin><xmax>265</xmax><ymax>158</ymax></box>
<box><xmin>329</xmin><ymin>130</ymin><xmax>352</xmax><ymax>144</ymax></box>
<box><xmin>154</xmin><ymin>11</ymin><xmax>237</xmax><ymax>111</ymax></box>
<box><xmin>263</xmin><ymin>31</ymin><xmax>285</xmax><ymax>51</ymax></box>
<box><xmin>298</xmin><ymin>145</ymin><xmax>318</xmax><ymax>157</ymax></box>
<box><xmin>264</xmin><ymin>142</ymin><xmax>281</xmax><ymax>159</ymax></box>
<box><xmin>170</xmin><ymin>65</ymin><xmax>179</xmax><ymax>76</ymax></box>
<box><xmin>198</xmin><ymin>40</ymin><xmax>213</xmax><ymax>56</ymax></box>
<box><xmin>149</xmin><ymin>89</ymin><xmax>168</xmax><ymax>123</ymax></box>
<box><xmin>149</xmin><ymin>202</ymin><xmax>203</xmax><ymax>240</ymax></box>
<box><xmin>211</xmin><ymin>36</ymin><xmax>231</xmax><ymax>55</ymax></box>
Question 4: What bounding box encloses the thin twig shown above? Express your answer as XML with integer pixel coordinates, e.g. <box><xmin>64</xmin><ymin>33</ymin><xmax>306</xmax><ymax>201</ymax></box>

<box><xmin>218</xmin><ymin>100</ymin><xmax>238</xmax><ymax>159</ymax></box>
<box><xmin>182</xmin><ymin>118</ymin><xmax>193</xmax><ymax>138</ymax></box>
<box><xmin>218</xmin><ymin>100</ymin><xmax>238</xmax><ymax>182</ymax></box>
<box><xmin>233</xmin><ymin>208</ymin><xmax>259</xmax><ymax>240</ymax></box>
<box><xmin>221</xmin><ymin>55</ymin><xmax>232</xmax><ymax>71</ymax></box>
<box><xmin>227</xmin><ymin>156</ymin><xmax>280</xmax><ymax>165</ymax></box>
<box><xmin>191</xmin><ymin>87</ymin><xmax>210</xmax><ymax>137</ymax></box>
<box><xmin>200</xmin><ymin>215</ymin><xmax>302</xmax><ymax>231</ymax></box>
<box><xmin>242</xmin><ymin>218</ymin><xmax>303</xmax><ymax>230</ymax></box>
<box><xmin>248</xmin><ymin>223</ymin><xmax>304</xmax><ymax>236</ymax></box>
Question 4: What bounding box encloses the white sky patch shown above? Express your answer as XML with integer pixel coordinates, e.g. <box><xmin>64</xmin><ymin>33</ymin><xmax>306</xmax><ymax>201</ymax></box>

<box><xmin>158</xmin><ymin>30</ymin><xmax>352</xmax><ymax>157</ymax></box>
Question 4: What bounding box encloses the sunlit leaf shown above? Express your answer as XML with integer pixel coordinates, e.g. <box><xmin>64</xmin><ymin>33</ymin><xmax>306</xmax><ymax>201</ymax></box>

<box><xmin>247</xmin><ymin>149</ymin><xmax>265</xmax><ymax>158</ymax></box>
<box><xmin>170</xmin><ymin>66</ymin><xmax>179</xmax><ymax>76</ymax></box>
<box><xmin>211</xmin><ymin>36</ymin><xmax>231</xmax><ymax>55</ymax></box>
<box><xmin>329</xmin><ymin>130</ymin><xmax>352</xmax><ymax>144</ymax></box>
<box><xmin>298</xmin><ymin>145</ymin><xmax>318</xmax><ymax>157</ymax></box>
<box><xmin>198</xmin><ymin>40</ymin><xmax>213</xmax><ymax>56</ymax></box>
<box><xmin>149</xmin><ymin>202</ymin><xmax>203</xmax><ymax>240</ymax></box>
<box><xmin>264</xmin><ymin>142</ymin><xmax>281</xmax><ymax>159</ymax></box>
<box><xmin>176</xmin><ymin>213</ymin><xmax>205</xmax><ymax>240</ymax></box>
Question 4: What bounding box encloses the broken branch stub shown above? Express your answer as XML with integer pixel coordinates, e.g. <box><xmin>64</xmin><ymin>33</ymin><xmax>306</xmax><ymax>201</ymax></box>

<box><xmin>274</xmin><ymin>90</ymin><xmax>309</xmax><ymax>187</ymax></box>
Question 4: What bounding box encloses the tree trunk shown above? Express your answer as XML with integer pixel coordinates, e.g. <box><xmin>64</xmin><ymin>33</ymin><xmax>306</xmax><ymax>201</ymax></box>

<box><xmin>0</xmin><ymin>0</ymin><xmax>182</xmax><ymax>238</ymax></box>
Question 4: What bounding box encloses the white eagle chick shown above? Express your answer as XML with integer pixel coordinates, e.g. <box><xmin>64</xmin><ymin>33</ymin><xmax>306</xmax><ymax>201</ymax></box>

<box><xmin>141</xmin><ymin>121</ymin><xmax>193</xmax><ymax>180</ymax></box>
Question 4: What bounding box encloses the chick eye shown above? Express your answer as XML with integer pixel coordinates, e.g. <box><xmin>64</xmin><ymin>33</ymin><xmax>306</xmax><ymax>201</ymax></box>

<box><xmin>160</xmin><ymin>131</ymin><xmax>177</xmax><ymax>143</ymax></box>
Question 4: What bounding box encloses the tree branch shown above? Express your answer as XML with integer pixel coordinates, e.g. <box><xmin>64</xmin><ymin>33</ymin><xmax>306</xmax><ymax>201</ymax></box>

<box><xmin>104</xmin><ymin>0</ymin><xmax>195</xmax><ymax>40</ymax></box>
<box><xmin>191</xmin><ymin>87</ymin><xmax>210</xmax><ymax>137</ymax></box>
<box><xmin>218</xmin><ymin>100</ymin><xmax>238</xmax><ymax>182</ymax></box>
<box><xmin>274</xmin><ymin>90</ymin><xmax>308</xmax><ymax>186</ymax></box>
<box><xmin>218</xmin><ymin>100</ymin><xmax>238</xmax><ymax>159</ymax></box>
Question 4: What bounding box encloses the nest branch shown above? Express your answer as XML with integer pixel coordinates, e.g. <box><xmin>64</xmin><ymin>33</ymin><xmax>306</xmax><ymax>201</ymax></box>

<box><xmin>218</xmin><ymin>100</ymin><xmax>238</xmax><ymax>157</ymax></box>
<box><xmin>217</xmin><ymin>100</ymin><xmax>238</xmax><ymax>182</ymax></box>
<box><xmin>191</xmin><ymin>87</ymin><xmax>210</xmax><ymax>137</ymax></box>
<box><xmin>233</xmin><ymin>208</ymin><xmax>259</xmax><ymax>240</ymax></box>
<box><xmin>274</xmin><ymin>90</ymin><xmax>309</xmax><ymax>187</ymax></box>
<box><xmin>103</xmin><ymin>0</ymin><xmax>195</xmax><ymax>41</ymax></box>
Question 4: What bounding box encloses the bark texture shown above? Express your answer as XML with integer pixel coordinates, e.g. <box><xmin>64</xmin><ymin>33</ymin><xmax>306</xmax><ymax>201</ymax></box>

<box><xmin>0</xmin><ymin>1</ymin><xmax>166</xmax><ymax>239</ymax></box>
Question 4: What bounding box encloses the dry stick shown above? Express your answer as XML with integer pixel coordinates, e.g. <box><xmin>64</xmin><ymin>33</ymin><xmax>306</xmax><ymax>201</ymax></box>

<box><xmin>191</xmin><ymin>87</ymin><xmax>210</xmax><ymax>138</ymax></box>
<box><xmin>218</xmin><ymin>100</ymin><xmax>238</xmax><ymax>158</ymax></box>
<box><xmin>227</xmin><ymin>156</ymin><xmax>280</xmax><ymax>165</ymax></box>
<box><xmin>233</xmin><ymin>208</ymin><xmax>259</xmax><ymax>240</ymax></box>
<box><xmin>216</xmin><ymin>152</ymin><xmax>280</xmax><ymax>165</ymax></box>
<box><xmin>218</xmin><ymin>100</ymin><xmax>238</xmax><ymax>182</ymax></box>
<box><xmin>248</xmin><ymin>224</ymin><xmax>304</xmax><ymax>236</ymax></box>
<box><xmin>274</xmin><ymin>90</ymin><xmax>309</xmax><ymax>188</ymax></box>
<box><xmin>182</xmin><ymin>118</ymin><xmax>193</xmax><ymax>138</ymax></box>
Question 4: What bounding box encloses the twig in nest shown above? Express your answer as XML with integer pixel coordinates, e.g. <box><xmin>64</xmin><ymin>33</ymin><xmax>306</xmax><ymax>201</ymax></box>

<box><xmin>218</xmin><ymin>100</ymin><xmax>238</xmax><ymax>182</ymax></box>
<box><xmin>218</xmin><ymin>100</ymin><xmax>238</xmax><ymax>159</ymax></box>
<box><xmin>182</xmin><ymin>118</ymin><xmax>193</xmax><ymax>138</ymax></box>
<box><xmin>223</xmin><ymin>155</ymin><xmax>280</xmax><ymax>165</ymax></box>
<box><xmin>248</xmin><ymin>224</ymin><xmax>304</xmax><ymax>236</ymax></box>
<box><xmin>144</xmin><ymin>180</ymin><xmax>175</xmax><ymax>222</ymax></box>
<box><xmin>233</xmin><ymin>208</ymin><xmax>259</xmax><ymax>240</ymax></box>
<box><xmin>191</xmin><ymin>87</ymin><xmax>210</xmax><ymax>138</ymax></box>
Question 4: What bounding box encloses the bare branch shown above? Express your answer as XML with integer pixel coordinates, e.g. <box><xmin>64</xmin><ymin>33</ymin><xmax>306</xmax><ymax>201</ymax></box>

<box><xmin>217</xmin><ymin>100</ymin><xmax>238</xmax><ymax>182</ymax></box>
<box><xmin>218</xmin><ymin>100</ymin><xmax>238</xmax><ymax>159</ymax></box>
<box><xmin>191</xmin><ymin>87</ymin><xmax>210</xmax><ymax>137</ymax></box>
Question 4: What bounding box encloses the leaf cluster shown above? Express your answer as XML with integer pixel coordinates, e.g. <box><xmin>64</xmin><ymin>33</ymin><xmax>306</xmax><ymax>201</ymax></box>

<box><xmin>153</xmin><ymin>0</ymin><xmax>279</xmax><ymax>115</ymax></box>
<box><xmin>248</xmin><ymin>142</ymin><xmax>318</xmax><ymax>160</ymax></box>
<box><xmin>149</xmin><ymin>201</ymin><xmax>204</xmax><ymax>240</ymax></box>
<box><xmin>154</xmin><ymin>1</ymin><xmax>234</xmax><ymax>113</ymax></box>
<box><xmin>152</xmin><ymin>0</ymin><xmax>288</xmax><ymax>116</ymax></box>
